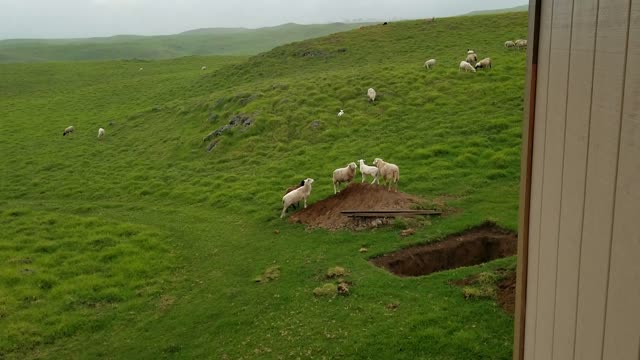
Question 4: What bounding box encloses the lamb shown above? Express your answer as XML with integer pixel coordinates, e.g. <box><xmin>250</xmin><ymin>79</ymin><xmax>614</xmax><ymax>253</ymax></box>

<box><xmin>515</xmin><ymin>39</ymin><xmax>528</xmax><ymax>48</ymax></box>
<box><xmin>62</xmin><ymin>126</ymin><xmax>75</xmax><ymax>136</ymax></box>
<box><xmin>504</xmin><ymin>40</ymin><xmax>515</xmax><ymax>48</ymax></box>
<box><xmin>465</xmin><ymin>52</ymin><xmax>478</xmax><ymax>67</ymax></box>
<box><xmin>283</xmin><ymin>180</ymin><xmax>305</xmax><ymax>211</ymax></box>
<box><xmin>281</xmin><ymin>178</ymin><xmax>314</xmax><ymax>218</ymax></box>
<box><xmin>373</xmin><ymin>158</ymin><xmax>400</xmax><ymax>191</ymax></box>
<box><xmin>139</xmin><ymin>67</ymin><xmax>143</xmax><ymax>71</ymax></box>
<box><xmin>367</xmin><ymin>88</ymin><xmax>376</xmax><ymax>102</ymax></box>
<box><xmin>358</xmin><ymin>159</ymin><xmax>379</xmax><ymax>184</ymax></box>
<box><xmin>201</xmin><ymin>66</ymin><xmax>207</xmax><ymax>70</ymax></box>
<box><xmin>332</xmin><ymin>162</ymin><xmax>357</xmax><ymax>194</ymax></box>
<box><xmin>475</xmin><ymin>57</ymin><xmax>492</xmax><ymax>69</ymax></box>
<box><xmin>98</xmin><ymin>127</ymin><xmax>105</xmax><ymax>139</ymax></box>
<box><xmin>424</xmin><ymin>59</ymin><xmax>436</xmax><ymax>69</ymax></box>
<box><xmin>338</xmin><ymin>109</ymin><xmax>344</xmax><ymax>117</ymax></box>
<box><xmin>459</xmin><ymin>61</ymin><xmax>476</xmax><ymax>73</ymax></box>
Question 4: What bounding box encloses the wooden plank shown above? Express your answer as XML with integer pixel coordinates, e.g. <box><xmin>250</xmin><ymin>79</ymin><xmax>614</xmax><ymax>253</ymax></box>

<box><xmin>533</xmin><ymin>0</ymin><xmax>575</xmax><ymax>357</ymax></box>
<box><xmin>524</xmin><ymin>0</ymin><xmax>554</xmax><ymax>357</ymax></box>
<box><xmin>602</xmin><ymin>2</ymin><xmax>640</xmax><ymax>358</ymax></box>
<box><xmin>551</xmin><ymin>1</ymin><xmax>599</xmax><ymax>359</ymax></box>
<box><xmin>342</xmin><ymin>212</ymin><xmax>442</xmax><ymax>218</ymax></box>
<box><xmin>573</xmin><ymin>0</ymin><xmax>631</xmax><ymax>359</ymax></box>
<box><xmin>340</xmin><ymin>210</ymin><xmax>441</xmax><ymax>214</ymax></box>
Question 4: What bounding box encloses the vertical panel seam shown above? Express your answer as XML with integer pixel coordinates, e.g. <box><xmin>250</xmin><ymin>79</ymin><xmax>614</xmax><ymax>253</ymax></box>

<box><xmin>533</xmin><ymin>0</ymin><xmax>556</xmax><ymax>356</ymax></box>
<box><xmin>550</xmin><ymin>0</ymin><xmax>576</xmax><ymax>357</ymax></box>
<box><xmin>571</xmin><ymin>0</ymin><xmax>601</xmax><ymax>358</ymax></box>
<box><xmin>600</xmin><ymin>1</ymin><xmax>633</xmax><ymax>357</ymax></box>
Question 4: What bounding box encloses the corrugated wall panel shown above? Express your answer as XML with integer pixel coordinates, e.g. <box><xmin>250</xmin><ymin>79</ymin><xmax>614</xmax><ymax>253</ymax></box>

<box><xmin>573</xmin><ymin>0</ymin><xmax>631</xmax><ymax>358</ymax></box>
<box><xmin>602</xmin><ymin>2</ymin><xmax>640</xmax><ymax>358</ymax></box>
<box><xmin>523</xmin><ymin>0</ymin><xmax>554</xmax><ymax>357</ymax></box>
<box><xmin>551</xmin><ymin>0</ymin><xmax>599</xmax><ymax>359</ymax></box>
<box><xmin>532</xmin><ymin>0</ymin><xmax>573</xmax><ymax>357</ymax></box>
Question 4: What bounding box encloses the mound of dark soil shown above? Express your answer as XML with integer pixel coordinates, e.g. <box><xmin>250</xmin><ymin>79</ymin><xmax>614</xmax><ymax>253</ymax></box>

<box><xmin>370</xmin><ymin>222</ymin><xmax>517</xmax><ymax>276</ymax></box>
<box><xmin>288</xmin><ymin>183</ymin><xmax>422</xmax><ymax>230</ymax></box>
<box><xmin>497</xmin><ymin>271</ymin><xmax>516</xmax><ymax>315</ymax></box>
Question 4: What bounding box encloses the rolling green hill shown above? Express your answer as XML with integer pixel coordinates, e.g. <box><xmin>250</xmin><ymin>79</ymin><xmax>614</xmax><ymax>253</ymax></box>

<box><xmin>0</xmin><ymin>22</ymin><xmax>370</xmax><ymax>63</ymax></box>
<box><xmin>466</xmin><ymin>4</ymin><xmax>528</xmax><ymax>16</ymax></box>
<box><xmin>0</xmin><ymin>12</ymin><xmax>528</xmax><ymax>359</ymax></box>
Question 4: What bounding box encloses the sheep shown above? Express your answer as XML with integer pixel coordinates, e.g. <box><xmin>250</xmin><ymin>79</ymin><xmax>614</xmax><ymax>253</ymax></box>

<box><xmin>62</xmin><ymin>126</ymin><xmax>75</xmax><ymax>136</ymax></box>
<box><xmin>515</xmin><ymin>39</ymin><xmax>528</xmax><ymax>48</ymax></box>
<box><xmin>465</xmin><ymin>52</ymin><xmax>478</xmax><ymax>67</ymax></box>
<box><xmin>338</xmin><ymin>109</ymin><xmax>344</xmax><ymax>117</ymax></box>
<box><xmin>373</xmin><ymin>158</ymin><xmax>400</xmax><ymax>191</ymax></box>
<box><xmin>281</xmin><ymin>178</ymin><xmax>314</xmax><ymax>218</ymax></box>
<box><xmin>459</xmin><ymin>61</ymin><xmax>476</xmax><ymax>73</ymax></box>
<box><xmin>98</xmin><ymin>127</ymin><xmax>105</xmax><ymax>139</ymax></box>
<box><xmin>424</xmin><ymin>58</ymin><xmax>436</xmax><ymax>69</ymax></box>
<box><xmin>358</xmin><ymin>159</ymin><xmax>379</xmax><ymax>184</ymax></box>
<box><xmin>139</xmin><ymin>67</ymin><xmax>143</xmax><ymax>71</ymax></box>
<box><xmin>283</xmin><ymin>180</ymin><xmax>305</xmax><ymax>211</ymax></box>
<box><xmin>504</xmin><ymin>40</ymin><xmax>515</xmax><ymax>48</ymax></box>
<box><xmin>475</xmin><ymin>57</ymin><xmax>492</xmax><ymax>70</ymax></box>
<box><xmin>332</xmin><ymin>162</ymin><xmax>357</xmax><ymax>194</ymax></box>
<box><xmin>367</xmin><ymin>88</ymin><xmax>377</xmax><ymax>102</ymax></box>
<box><xmin>201</xmin><ymin>66</ymin><xmax>207</xmax><ymax>70</ymax></box>
<box><xmin>467</xmin><ymin>49</ymin><xmax>475</xmax><ymax>54</ymax></box>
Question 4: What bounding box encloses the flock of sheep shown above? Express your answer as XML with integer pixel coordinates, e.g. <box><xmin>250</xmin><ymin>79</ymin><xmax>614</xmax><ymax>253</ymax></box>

<box><xmin>423</xmin><ymin>39</ymin><xmax>527</xmax><ymax>73</ymax></box>
<box><xmin>280</xmin><ymin>158</ymin><xmax>400</xmax><ymax>218</ymax></box>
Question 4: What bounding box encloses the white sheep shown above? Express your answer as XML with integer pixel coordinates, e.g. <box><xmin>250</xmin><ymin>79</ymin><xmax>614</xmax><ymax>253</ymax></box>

<box><xmin>98</xmin><ymin>127</ymin><xmax>105</xmax><ymax>139</ymax></box>
<box><xmin>465</xmin><ymin>52</ymin><xmax>478</xmax><ymax>67</ymax></box>
<box><xmin>62</xmin><ymin>126</ymin><xmax>75</xmax><ymax>136</ymax></box>
<box><xmin>201</xmin><ymin>66</ymin><xmax>207</xmax><ymax>70</ymax></box>
<box><xmin>373</xmin><ymin>158</ymin><xmax>400</xmax><ymax>191</ymax></box>
<box><xmin>338</xmin><ymin>109</ymin><xmax>344</xmax><ymax>117</ymax></box>
<box><xmin>459</xmin><ymin>61</ymin><xmax>476</xmax><ymax>73</ymax></box>
<box><xmin>281</xmin><ymin>178</ymin><xmax>314</xmax><ymax>218</ymax></box>
<box><xmin>332</xmin><ymin>162</ymin><xmax>357</xmax><ymax>194</ymax></box>
<box><xmin>475</xmin><ymin>57</ymin><xmax>492</xmax><ymax>69</ymax></box>
<box><xmin>467</xmin><ymin>49</ymin><xmax>475</xmax><ymax>54</ymax></box>
<box><xmin>139</xmin><ymin>67</ymin><xmax>143</xmax><ymax>71</ymax></box>
<box><xmin>367</xmin><ymin>88</ymin><xmax>376</xmax><ymax>102</ymax></box>
<box><xmin>515</xmin><ymin>39</ymin><xmax>527</xmax><ymax>48</ymax></box>
<box><xmin>504</xmin><ymin>40</ymin><xmax>515</xmax><ymax>48</ymax></box>
<box><xmin>358</xmin><ymin>159</ymin><xmax>379</xmax><ymax>184</ymax></box>
<box><xmin>424</xmin><ymin>59</ymin><xmax>436</xmax><ymax>69</ymax></box>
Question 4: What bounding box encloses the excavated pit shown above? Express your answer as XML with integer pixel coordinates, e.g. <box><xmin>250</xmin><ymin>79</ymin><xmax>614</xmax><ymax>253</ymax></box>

<box><xmin>371</xmin><ymin>222</ymin><xmax>517</xmax><ymax>277</ymax></box>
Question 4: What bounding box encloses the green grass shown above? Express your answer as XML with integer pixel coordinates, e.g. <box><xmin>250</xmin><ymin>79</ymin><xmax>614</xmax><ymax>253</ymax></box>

<box><xmin>0</xmin><ymin>11</ymin><xmax>527</xmax><ymax>359</ymax></box>
<box><xmin>0</xmin><ymin>23</ymin><xmax>371</xmax><ymax>63</ymax></box>
<box><xmin>466</xmin><ymin>5</ymin><xmax>528</xmax><ymax>16</ymax></box>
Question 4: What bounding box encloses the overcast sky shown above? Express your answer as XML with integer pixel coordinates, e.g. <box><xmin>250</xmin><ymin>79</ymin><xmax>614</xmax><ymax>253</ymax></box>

<box><xmin>0</xmin><ymin>0</ymin><xmax>526</xmax><ymax>39</ymax></box>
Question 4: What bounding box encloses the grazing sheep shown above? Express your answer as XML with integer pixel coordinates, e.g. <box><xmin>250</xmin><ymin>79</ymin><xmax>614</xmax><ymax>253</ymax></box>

<box><xmin>467</xmin><ymin>49</ymin><xmax>475</xmax><ymax>54</ymax></box>
<box><xmin>201</xmin><ymin>66</ymin><xmax>207</xmax><ymax>70</ymax></box>
<box><xmin>505</xmin><ymin>40</ymin><xmax>515</xmax><ymax>48</ymax></box>
<box><xmin>338</xmin><ymin>109</ymin><xmax>344</xmax><ymax>117</ymax></box>
<box><xmin>332</xmin><ymin>162</ymin><xmax>357</xmax><ymax>194</ymax></box>
<box><xmin>283</xmin><ymin>180</ymin><xmax>305</xmax><ymax>211</ymax></box>
<box><xmin>515</xmin><ymin>39</ymin><xmax>528</xmax><ymax>48</ymax></box>
<box><xmin>139</xmin><ymin>67</ymin><xmax>143</xmax><ymax>71</ymax></box>
<box><xmin>281</xmin><ymin>178</ymin><xmax>314</xmax><ymax>218</ymax></box>
<box><xmin>475</xmin><ymin>58</ymin><xmax>492</xmax><ymax>69</ymax></box>
<box><xmin>98</xmin><ymin>127</ymin><xmax>105</xmax><ymax>139</ymax></box>
<box><xmin>358</xmin><ymin>159</ymin><xmax>379</xmax><ymax>184</ymax></box>
<box><xmin>367</xmin><ymin>88</ymin><xmax>377</xmax><ymax>102</ymax></box>
<box><xmin>373</xmin><ymin>158</ymin><xmax>400</xmax><ymax>191</ymax></box>
<box><xmin>459</xmin><ymin>61</ymin><xmax>476</xmax><ymax>73</ymax></box>
<box><xmin>466</xmin><ymin>52</ymin><xmax>478</xmax><ymax>67</ymax></box>
<box><xmin>424</xmin><ymin>59</ymin><xmax>436</xmax><ymax>69</ymax></box>
<box><xmin>62</xmin><ymin>126</ymin><xmax>75</xmax><ymax>136</ymax></box>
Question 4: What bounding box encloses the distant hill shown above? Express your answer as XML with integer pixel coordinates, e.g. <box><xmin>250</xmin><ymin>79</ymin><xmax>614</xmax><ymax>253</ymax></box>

<box><xmin>466</xmin><ymin>4</ymin><xmax>528</xmax><ymax>16</ymax></box>
<box><xmin>0</xmin><ymin>22</ymin><xmax>371</xmax><ymax>63</ymax></box>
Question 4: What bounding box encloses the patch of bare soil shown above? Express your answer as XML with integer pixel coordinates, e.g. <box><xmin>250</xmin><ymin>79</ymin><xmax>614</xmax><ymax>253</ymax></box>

<box><xmin>288</xmin><ymin>183</ymin><xmax>423</xmax><ymax>230</ymax></box>
<box><xmin>497</xmin><ymin>271</ymin><xmax>516</xmax><ymax>315</ymax></box>
<box><xmin>370</xmin><ymin>222</ymin><xmax>517</xmax><ymax>277</ymax></box>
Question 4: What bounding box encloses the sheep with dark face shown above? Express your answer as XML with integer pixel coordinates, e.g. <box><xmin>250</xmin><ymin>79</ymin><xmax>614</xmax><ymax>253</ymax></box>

<box><xmin>63</xmin><ymin>126</ymin><xmax>75</xmax><ymax>136</ymax></box>
<box><xmin>475</xmin><ymin>58</ymin><xmax>492</xmax><ymax>70</ymax></box>
<box><xmin>332</xmin><ymin>162</ymin><xmax>357</xmax><ymax>194</ymax></box>
<box><xmin>283</xmin><ymin>180</ymin><xmax>305</xmax><ymax>211</ymax></box>
<box><xmin>281</xmin><ymin>178</ymin><xmax>314</xmax><ymax>218</ymax></box>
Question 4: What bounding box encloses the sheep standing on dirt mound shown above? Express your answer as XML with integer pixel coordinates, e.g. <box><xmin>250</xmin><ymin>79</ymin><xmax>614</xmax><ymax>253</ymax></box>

<box><xmin>333</xmin><ymin>162</ymin><xmax>357</xmax><ymax>194</ymax></box>
<box><xmin>358</xmin><ymin>159</ymin><xmax>379</xmax><ymax>184</ymax></box>
<box><xmin>475</xmin><ymin>58</ymin><xmax>492</xmax><ymax>70</ymax></box>
<box><xmin>98</xmin><ymin>128</ymin><xmax>105</xmax><ymax>139</ymax></box>
<box><xmin>373</xmin><ymin>158</ymin><xmax>400</xmax><ymax>191</ymax></box>
<box><xmin>424</xmin><ymin>59</ymin><xmax>436</xmax><ymax>69</ymax></box>
<box><xmin>504</xmin><ymin>40</ymin><xmax>515</xmax><ymax>48</ymax></box>
<box><xmin>283</xmin><ymin>180</ymin><xmax>305</xmax><ymax>210</ymax></box>
<box><xmin>459</xmin><ymin>61</ymin><xmax>476</xmax><ymax>73</ymax></box>
<box><xmin>367</xmin><ymin>88</ymin><xmax>376</xmax><ymax>102</ymax></box>
<box><xmin>62</xmin><ymin>126</ymin><xmax>75</xmax><ymax>136</ymax></box>
<box><xmin>281</xmin><ymin>178</ymin><xmax>314</xmax><ymax>218</ymax></box>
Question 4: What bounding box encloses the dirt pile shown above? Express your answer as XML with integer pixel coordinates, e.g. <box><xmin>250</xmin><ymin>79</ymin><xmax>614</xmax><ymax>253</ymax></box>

<box><xmin>288</xmin><ymin>183</ymin><xmax>422</xmax><ymax>230</ymax></box>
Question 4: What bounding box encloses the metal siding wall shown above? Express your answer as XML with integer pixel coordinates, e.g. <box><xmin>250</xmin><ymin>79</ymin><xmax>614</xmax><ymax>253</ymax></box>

<box><xmin>524</xmin><ymin>0</ymin><xmax>638</xmax><ymax>359</ymax></box>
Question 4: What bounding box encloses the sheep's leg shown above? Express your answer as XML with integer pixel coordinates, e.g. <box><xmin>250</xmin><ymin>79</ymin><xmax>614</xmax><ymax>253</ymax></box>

<box><xmin>334</xmin><ymin>182</ymin><xmax>337</xmax><ymax>194</ymax></box>
<box><xmin>280</xmin><ymin>205</ymin><xmax>287</xmax><ymax>218</ymax></box>
<box><xmin>361</xmin><ymin>174</ymin><xmax>365</xmax><ymax>183</ymax></box>
<box><xmin>304</xmin><ymin>197</ymin><xmax>307</xmax><ymax>209</ymax></box>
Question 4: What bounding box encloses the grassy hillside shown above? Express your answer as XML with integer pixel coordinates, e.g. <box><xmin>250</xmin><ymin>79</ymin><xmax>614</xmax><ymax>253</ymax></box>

<box><xmin>0</xmin><ymin>12</ymin><xmax>528</xmax><ymax>359</ymax></box>
<box><xmin>466</xmin><ymin>4</ymin><xmax>528</xmax><ymax>16</ymax></box>
<box><xmin>0</xmin><ymin>23</ymin><xmax>370</xmax><ymax>63</ymax></box>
